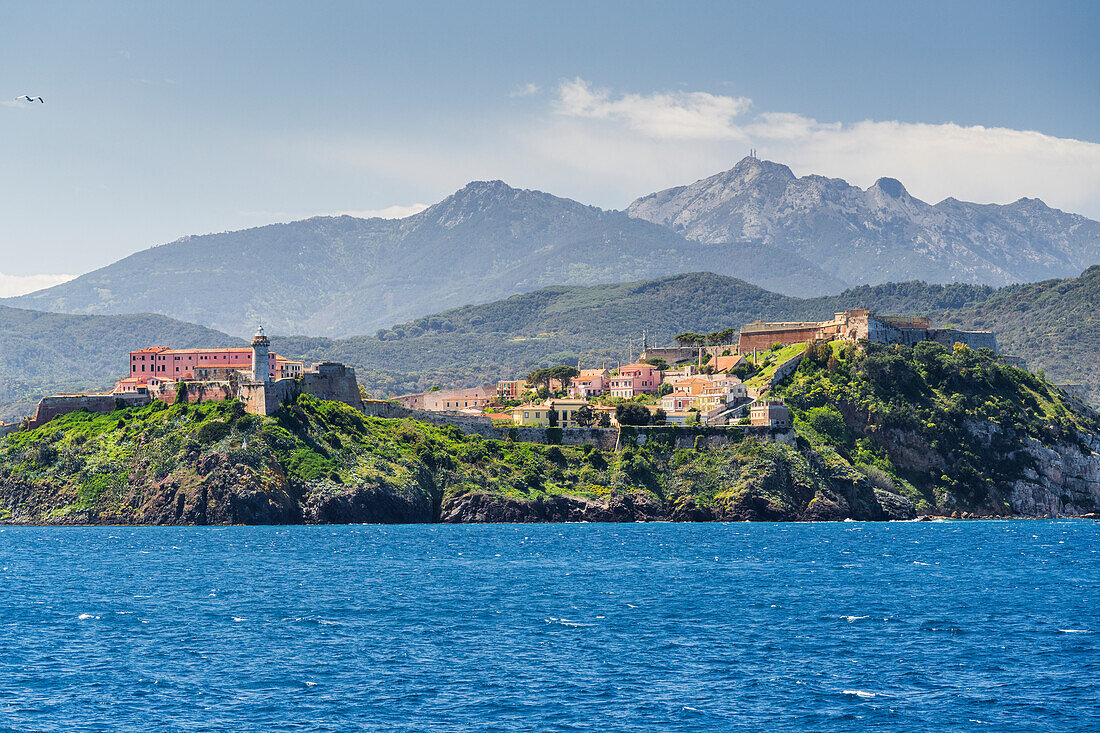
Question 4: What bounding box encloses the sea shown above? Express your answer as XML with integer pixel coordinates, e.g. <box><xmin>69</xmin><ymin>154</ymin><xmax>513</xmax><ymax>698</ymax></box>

<box><xmin>0</xmin><ymin>521</ymin><xmax>1096</xmax><ymax>732</ymax></box>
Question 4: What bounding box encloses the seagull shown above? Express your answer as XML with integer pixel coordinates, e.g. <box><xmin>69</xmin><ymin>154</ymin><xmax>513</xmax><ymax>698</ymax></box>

<box><xmin>17</xmin><ymin>95</ymin><xmax>44</xmax><ymax>103</ymax></box>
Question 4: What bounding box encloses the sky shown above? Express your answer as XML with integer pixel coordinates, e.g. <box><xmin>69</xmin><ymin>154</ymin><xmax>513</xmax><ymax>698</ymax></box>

<box><xmin>1</xmin><ymin>0</ymin><xmax>1098</xmax><ymax>295</ymax></box>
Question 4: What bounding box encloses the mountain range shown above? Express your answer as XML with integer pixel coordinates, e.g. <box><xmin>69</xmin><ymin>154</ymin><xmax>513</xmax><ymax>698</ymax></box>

<box><xmin>628</xmin><ymin>157</ymin><xmax>1100</xmax><ymax>287</ymax></box>
<box><xmin>3</xmin><ymin>180</ymin><xmax>841</xmax><ymax>337</ymax></box>
<box><xmin>7</xmin><ymin>157</ymin><xmax>1097</xmax><ymax>338</ymax></box>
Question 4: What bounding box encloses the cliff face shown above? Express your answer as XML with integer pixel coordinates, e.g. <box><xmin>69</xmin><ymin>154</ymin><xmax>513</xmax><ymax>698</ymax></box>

<box><xmin>1008</xmin><ymin>433</ymin><xmax>1100</xmax><ymax>516</ymax></box>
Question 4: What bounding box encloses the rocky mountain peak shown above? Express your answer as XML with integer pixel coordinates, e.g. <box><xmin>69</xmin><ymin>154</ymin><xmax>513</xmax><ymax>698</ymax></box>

<box><xmin>719</xmin><ymin>156</ymin><xmax>796</xmax><ymax>186</ymax></box>
<box><xmin>870</xmin><ymin>177</ymin><xmax>907</xmax><ymax>199</ymax></box>
<box><xmin>627</xmin><ymin>159</ymin><xmax>1100</xmax><ymax>287</ymax></box>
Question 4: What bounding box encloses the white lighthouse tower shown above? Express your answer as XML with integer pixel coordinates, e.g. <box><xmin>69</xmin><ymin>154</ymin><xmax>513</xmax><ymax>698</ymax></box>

<box><xmin>251</xmin><ymin>325</ymin><xmax>270</xmax><ymax>384</ymax></box>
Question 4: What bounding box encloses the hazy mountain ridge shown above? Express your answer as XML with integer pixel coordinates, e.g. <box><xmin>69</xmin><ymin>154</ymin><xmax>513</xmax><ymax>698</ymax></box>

<box><xmin>3</xmin><ymin>181</ymin><xmax>842</xmax><ymax>337</ymax></box>
<box><xmin>627</xmin><ymin>157</ymin><xmax>1100</xmax><ymax>287</ymax></box>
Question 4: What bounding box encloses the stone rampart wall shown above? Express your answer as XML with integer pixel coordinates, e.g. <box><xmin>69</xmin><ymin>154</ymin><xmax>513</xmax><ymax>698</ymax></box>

<box><xmin>640</xmin><ymin>346</ymin><xmax>729</xmax><ymax>366</ymax></box>
<box><xmin>738</xmin><ymin>326</ymin><xmax>821</xmax><ymax>353</ymax></box>
<box><xmin>29</xmin><ymin>393</ymin><xmax>150</xmax><ymax>428</ymax></box>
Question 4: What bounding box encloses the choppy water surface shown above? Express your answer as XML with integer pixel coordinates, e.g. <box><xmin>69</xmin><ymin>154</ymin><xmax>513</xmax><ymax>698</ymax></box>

<box><xmin>0</xmin><ymin>521</ymin><xmax>1097</xmax><ymax>732</ymax></box>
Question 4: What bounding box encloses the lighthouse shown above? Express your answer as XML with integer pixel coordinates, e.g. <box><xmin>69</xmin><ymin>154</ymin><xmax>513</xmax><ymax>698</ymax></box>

<box><xmin>251</xmin><ymin>325</ymin><xmax>270</xmax><ymax>384</ymax></box>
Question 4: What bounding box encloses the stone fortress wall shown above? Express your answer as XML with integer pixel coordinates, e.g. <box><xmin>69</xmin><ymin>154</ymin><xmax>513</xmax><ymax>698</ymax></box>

<box><xmin>739</xmin><ymin>308</ymin><xmax>997</xmax><ymax>353</ymax></box>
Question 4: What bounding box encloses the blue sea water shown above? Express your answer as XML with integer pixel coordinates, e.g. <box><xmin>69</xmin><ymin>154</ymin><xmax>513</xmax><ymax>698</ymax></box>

<box><xmin>0</xmin><ymin>521</ymin><xmax>1097</xmax><ymax>732</ymax></box>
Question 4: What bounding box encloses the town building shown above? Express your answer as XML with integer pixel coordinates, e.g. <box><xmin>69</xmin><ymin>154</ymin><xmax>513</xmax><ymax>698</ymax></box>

<box><xmin>750</xmin><ymin>400</ymin><xmax>791</xmax><ymax>428</ymax></box>
<box><xmin>511</xmin><ymin>398</ymin><xmax>595</xmax><ymax>428</ymax></box>
<box><xmin>395</xmin><ymin>386</ymin><xmax>496</xmax><ymax>412</ymax></box>
<box><xmin>568</xmin><ymin>373</ymin><xmax>607</xmax><ymax>398</ymax></box>
<box><xmin>110</xmin><ymin>327</ymin><xmax>361</xmax><ymax>417</ymax></box>
<box><xmin>497</xmin><ymin>379</ymin><xmax>527</xmax><ymax>401</ymax></box>
<box><xmin>608</xmin><ymin>363</ymin><xmax>662</xmax><ymax>399</ymax></box>
<box><xmin>512</xmin><ymin>403</ymin><xmax>551</xmax><ymax>427</ymax></box>
<box><xmin>124</xmin><ymin>344</ymin><xmax>303</xmax><ymax>383</ymax></box>
<box><xmin>660</xmin><ymin>393</ymin><xmax>696</xmax><ymax>412</ymax></box>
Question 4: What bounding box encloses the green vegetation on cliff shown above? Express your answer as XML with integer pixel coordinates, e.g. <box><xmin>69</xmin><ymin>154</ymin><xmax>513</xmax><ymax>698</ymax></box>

<box><xmin>773</xmin><ymin>340</ymin><xmax>1100</xmax><ymax>515</ymax></box>
<box><xmin>0</xmin><ymin>394</ymin><xmax>914</xmax><ymax>525</ymax></box>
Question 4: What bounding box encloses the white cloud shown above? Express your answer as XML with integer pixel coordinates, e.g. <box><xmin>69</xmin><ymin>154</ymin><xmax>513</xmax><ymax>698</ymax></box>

<box><xmin>554</xmin><ymin>78</ymin><xmax>752</xmax><ymax>140</ymax></box>
<box><xmin>335</xmin><ymin>204</ymin><xmax>429</xmax><ymax>219</ymax></box>
<box><xmin>0</xmin><ymin>272</ymin><xmax>76</xmax><ymax>298</ymax></box>
<box><xmin>510</xmin><ymin>82</ymin><xmax>541</xmax><ymax>98</ymax></box>
<box><xmin>292</xmin><ymin>80</ymin><xmax>1100</xmax><ymax>222</ymax></box>
<box><xmin>545</xmin><ymin>79</ymin><xmax>1100</xmax><ymax>217</ymax></box>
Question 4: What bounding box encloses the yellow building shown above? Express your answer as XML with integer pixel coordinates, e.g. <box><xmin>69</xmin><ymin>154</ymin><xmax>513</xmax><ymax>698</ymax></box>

<box><xmin>512</xmin><ymin>403</ymin><xmax>551</xmax><ymax>426</ymax></box>
<box><xmin>547</xmin><ymin>398</ymin><xmax>589</xmax><ymax>428</ymax></box>
<box><xmin>511</xmin><ymin>398</ymin><xmax>591</xmax><ymax>428</ymax></box>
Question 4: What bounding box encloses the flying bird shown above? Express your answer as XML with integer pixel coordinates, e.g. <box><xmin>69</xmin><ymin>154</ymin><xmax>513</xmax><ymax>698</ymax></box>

<box><xmin>16</xmin><ymin>95</ymin><xmax>44</xmax><ymax>103</ymax></box>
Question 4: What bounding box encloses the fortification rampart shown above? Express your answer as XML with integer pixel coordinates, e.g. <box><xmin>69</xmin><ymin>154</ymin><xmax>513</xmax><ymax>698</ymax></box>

<box><xmin>737</xmin><ymin>309</ymin><xmax>997</xmax><ymax>353</ymax></box>
<box><xmin>639</xmin><ymin>346</ymin><xmax>730</xmax><ymax>366</ymax></box>
<box><xmin>28</xmin><ymin>393</ymin><xmax>151</xmax><ymax>429</ymax></box>
<box><xmin>360</xmin><ymin>399</ymin><xmax>792</xmax><ymax>450</ymax></box>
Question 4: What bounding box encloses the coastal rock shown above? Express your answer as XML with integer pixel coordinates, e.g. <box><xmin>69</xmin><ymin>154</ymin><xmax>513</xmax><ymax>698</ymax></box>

<box><xmin>439</xmin><ymin>489</ymin><xmax>664</xmax><ymax>523</ymax></box>
<box><xmin>302</xmin><ymin>482</ymin><xmax>434</xmax><ymax>524</ymax></box>
<box><xmin>1008</xmin><ymin>433</ymin><xmax>1100</xmax><ymax>516</ymax></box>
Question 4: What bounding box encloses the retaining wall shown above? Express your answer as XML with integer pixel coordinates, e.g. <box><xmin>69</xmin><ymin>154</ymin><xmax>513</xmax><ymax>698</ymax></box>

<box><xmin>28</xmin><ymin>393</ymin><xmax>151</xmax><ymax>429</ymax></box>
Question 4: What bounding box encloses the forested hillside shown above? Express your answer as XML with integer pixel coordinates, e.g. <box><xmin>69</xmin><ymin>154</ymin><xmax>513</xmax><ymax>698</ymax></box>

<box><xmin>0</xmin><ymin>305</ymin><xmax>238</xmax><ymax>422</ymax></box>
<box><xmin>282</xmin><ymin>269</ymin><xmax>1098</xmax><ymax>404</ymax></box>
<box><xmin>4</xmin><ymin>267</ymin><xmax>1097</xmax><ymax>423</ymax></box>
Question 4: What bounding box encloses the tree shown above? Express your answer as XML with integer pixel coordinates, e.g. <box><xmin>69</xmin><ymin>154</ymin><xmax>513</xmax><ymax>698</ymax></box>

<box><xmin>644</xmin><ymin>357</ymin><xmax>669</xmax><ymax>371</ymax></box>
<box><xmin>675</xmin><ymin>332</ymin><xmax>705</xmax><ymax>347</ymax></box>
<box><xmin>174</xmin><ymin>381</ymin><xmax>188</xmax><ymax>404</ymax></box>
<box><xmin>550</xmin><ymin>365</ymin><xmax>580</xmax><ymax>392</ymax></box>
<box><xmin>653</xmin><ymin>407</ymin><xmax>667</xmax><ymax>426</ymax></box>
<box><xmin>575</xmin><ymin>403</ymin><xmax>596</xmax><ymax>427</ymax></box>
<box><xmin>657</xmin><ymin>382</ymin><xmax>673</xmax><ymax>397</ymax></box>
<box><xmin>525</xmin><ymin>368</ymin><xmax>554</xmax><ymax>393</ymax></box>
<box><xmin>597</xmin><ymin>411</ymin><xmax>611</xmax><ymax>428</ymax></box>
<box><xmin>615</xmin><ymin>402</ymin><xmax>651</xmax><ymax>426</ymax></box>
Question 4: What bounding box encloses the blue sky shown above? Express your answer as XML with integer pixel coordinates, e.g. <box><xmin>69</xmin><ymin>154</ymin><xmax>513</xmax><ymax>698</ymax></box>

<box><xmin>1</xmin><ymin>0</ymin><xmax>1098</xmax><ymax>293</ymax></box>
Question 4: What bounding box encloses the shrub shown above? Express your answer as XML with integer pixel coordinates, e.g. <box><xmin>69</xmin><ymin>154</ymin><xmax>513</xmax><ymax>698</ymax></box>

<box><xmin>196</xmin><ymin>420</ymin><xmax>230</xmax><ymax>445</ymax></box>
<box><xmin>803</xmin><ymin>405</ymin><xmax>848</xmax><ymax>446</ymax></box>
<box><xmin>615</xmin><ymin>402</ymin><xmax>650</xmax><ymax>426</ymax></box>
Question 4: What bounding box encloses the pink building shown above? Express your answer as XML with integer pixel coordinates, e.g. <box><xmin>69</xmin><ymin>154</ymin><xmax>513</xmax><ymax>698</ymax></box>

<box><xmin>568</xmin><ymin>374</ymin><xmax>607</xmax><ymax>398</ymax></box>
<box><xmin>660</xmin><ymin>393</ymin><xmax>695</xmax><ymax>412</ymax></box>
<box><xmin>608</xmin><ymin>363</ymin><xmax>661</xmax><ymax>399</ymax></box>
<box><xmin>126</xmin><ymin>346</ymin><xmax>298</xmax><ymax>382</ymax></box>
